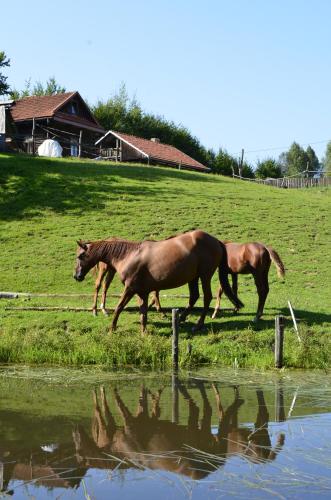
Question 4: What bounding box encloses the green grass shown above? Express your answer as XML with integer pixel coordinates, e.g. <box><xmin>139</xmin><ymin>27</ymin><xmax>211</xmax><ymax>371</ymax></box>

<box><xmin>0</xmin><ymin>153</ymin><xmax>330</xmax><ymax>369</ymax></box>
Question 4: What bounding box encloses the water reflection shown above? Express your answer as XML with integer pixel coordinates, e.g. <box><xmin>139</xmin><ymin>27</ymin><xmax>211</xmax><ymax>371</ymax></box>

<box><xmin>0</xmin><ymin>379</ymin><xmax>286</xmax><ymax>494</ymax></box>
<box><xmin>74</xmin><ymin>382</ymin><xmax>285</xmax><ymax>480</ymax></box>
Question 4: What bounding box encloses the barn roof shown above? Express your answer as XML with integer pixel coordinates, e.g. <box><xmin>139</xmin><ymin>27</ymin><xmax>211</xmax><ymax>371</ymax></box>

<box><xmin>96</xmin><ymin>130</ymin><xmax>209</xmax><ymax>172</ymax></box>
<box><xmin>10</xmin><ymin>92</ymin><xmax>104</xmax><ymax>133</ymax></box>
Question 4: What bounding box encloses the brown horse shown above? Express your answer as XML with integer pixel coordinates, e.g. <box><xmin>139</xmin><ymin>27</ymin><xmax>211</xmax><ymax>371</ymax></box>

<box><xmin>91</xmin><ymin>261</ymin><xmax>162</xmax><ymax>316</ymax></box>
<box><xmin>212</xmin><ymin>242</ymin><xmax>285</xmax><ymax>322</ymax></box>
<box><xmin>74</xmin><ymin>230</ymin><xmax>243</xmax><ymax>332</ymax></box>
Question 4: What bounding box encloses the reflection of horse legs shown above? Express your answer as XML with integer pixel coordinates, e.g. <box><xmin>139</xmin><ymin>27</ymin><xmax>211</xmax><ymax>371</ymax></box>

<box><xmin>179</xmin><ymin>279</ymin><xmax>200</xmax><ymax>323</ymax></box>
<box><xmin>213</xmin><ymin>385</ymin><xmax>244</xmax><ymax>445</ymax></box>
<box><xmin>251</xmin><ymin>389</ymin><xmax>285</xmax><ymax>461</ymax></box>
<box><xmin>253</xmin><ymin>271</ymin><xmax>269</xmax><ymax>321</ymax></box>
<box><xmin>177</xmin><ymin>381</ymin><xmax>199</xmax><ymax>433</ymax></box>
<box><xmin>135</xmin><ymin>386</ymin><xmax>149</xmax><ymax>420</ymax></box>
<box><xmin>111</xmin><ymin>286</ymin><xmax>135</xmax><ymax>332</ymax></box>
<box><xmin>92</xmin><ymin>387</ymin><xmax>116</xmax><ymax>448</ymax></box>
<box><xmin>149</xmin><ymin>388</ymin><xmax>163</xmax><ymax>420</ymax></box>
<box><xmin>195</xmin><ymin>381</ymin><xmax>212</xmax><ymax>442</ymax></box>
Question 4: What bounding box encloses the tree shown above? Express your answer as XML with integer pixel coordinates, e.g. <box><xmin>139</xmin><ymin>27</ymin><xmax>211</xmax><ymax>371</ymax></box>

<box><xmin>212</xmin><ymin>148</ymin><xmax>237</xmax><ymax>176</ymax></box>
<box><xmin>279</xmin><ymin>142</ymin><xmax>320</xmax><ymax>177</ymax></box>
<box><xmin>0</xmin><ymin>51</ymin><xmax>10</xmax><ymax>96</ymax></box>
<box><xmin>322</xmin><ymin>141</ymin><xmax>331</xmax><ymax>175</ymax></box>
<box><xmin>278</xmin><ymin>142</ymin><xmax>307</xmax><ymax>176</ymax></box>
<box><xmin>10</xmin><ymin>76</ymin><xmax>66</xmax><ymax>99</ymax></box>
<box><xmin>306</xmin><ymin>145</ymin><xmax>320</xmax><ymax>175</ymax></box>
<box><xmin>255</xmin><ymin>158</ymin><xmax>282</xmax><ymax>179</ymax></box>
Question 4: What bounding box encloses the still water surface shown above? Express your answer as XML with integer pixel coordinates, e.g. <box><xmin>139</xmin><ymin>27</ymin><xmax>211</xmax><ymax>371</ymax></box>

<box><xmin>0</xmin><ymin>366</ymin><xmax>330</xmax><ymax>499</ymax></box>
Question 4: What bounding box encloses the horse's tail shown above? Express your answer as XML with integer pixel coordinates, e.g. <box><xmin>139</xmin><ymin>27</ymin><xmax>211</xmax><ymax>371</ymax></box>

<box><xmin>218</xmin><ymin>243</ymin><xmax>244</xmax><ymax>310</ymax></box>
<box><xmin>266</xmin><ymin>247</ymin><xmax>285</xmax><ymax>278</ymax></box>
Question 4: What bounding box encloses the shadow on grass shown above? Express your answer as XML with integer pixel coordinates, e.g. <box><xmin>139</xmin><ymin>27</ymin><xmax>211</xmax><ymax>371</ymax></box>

<box><xmin>148</xmin><ymin>305</ymin><xmax>331</xmax><ymax>336</ymax></box>
<box><xmin>0</xmin><ymin>154</ymin><xmax>214</xmax><ymax>221</ymax></box>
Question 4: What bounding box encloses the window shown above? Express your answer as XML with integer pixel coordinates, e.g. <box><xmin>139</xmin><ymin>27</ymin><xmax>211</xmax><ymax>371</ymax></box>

<box><xmin>68</xmin><ymin>102</ymin><xmax>78</xmax><ymax>115</ymax></box>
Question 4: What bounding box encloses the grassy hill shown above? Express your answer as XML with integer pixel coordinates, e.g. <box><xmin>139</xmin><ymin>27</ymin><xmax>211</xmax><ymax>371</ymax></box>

<box><xmin>0</xmin><ymin>153</ymin><xmax>330</xmax><ymax>368</ymax></box>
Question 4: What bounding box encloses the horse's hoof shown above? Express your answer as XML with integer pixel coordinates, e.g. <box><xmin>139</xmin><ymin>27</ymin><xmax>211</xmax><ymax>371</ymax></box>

<box><xmin>253</xmin><ymin>316</ymin><xmax>259</xmax><ymax>323</ymax></box>
<box><xmin>102</xmin><ymin>309</ymin><xmax>110</xmax><ymax>317</ymax></box>
<box><xmin>211</xmin><ymin>311</ymin><xmax>217</xmax><ymax>319</ymax></box>
<box><xmin>92</xmin><ymin>310</ymin><xmax>97</xmax><ymax>317</ymax></box>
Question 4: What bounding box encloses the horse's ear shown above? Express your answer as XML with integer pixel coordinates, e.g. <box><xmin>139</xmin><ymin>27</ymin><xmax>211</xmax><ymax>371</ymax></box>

<box><xmin>77</xmin><ymin>240</ymin><xmax>88</xmax><ymax>251</ymax></box>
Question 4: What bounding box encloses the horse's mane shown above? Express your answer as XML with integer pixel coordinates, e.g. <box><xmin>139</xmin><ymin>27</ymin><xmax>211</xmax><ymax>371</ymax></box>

<box><xmin>88</xmin><ymin>238</ymin><xmax>142</xmax><ymax>261</ymax></box>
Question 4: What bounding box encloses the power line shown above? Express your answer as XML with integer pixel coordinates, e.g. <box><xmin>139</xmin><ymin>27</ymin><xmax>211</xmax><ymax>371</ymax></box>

<box><xmin>230</xmin><ymin>139</ymin><xmax>330</xmax><ymax>157</ymax></box>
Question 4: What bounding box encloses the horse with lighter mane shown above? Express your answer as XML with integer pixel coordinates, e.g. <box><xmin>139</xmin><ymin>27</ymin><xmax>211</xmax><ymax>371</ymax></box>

<box><xmin>74</xmin><ymin>230</ymin><xmax>244</xmax><ymax>333</ymax></box>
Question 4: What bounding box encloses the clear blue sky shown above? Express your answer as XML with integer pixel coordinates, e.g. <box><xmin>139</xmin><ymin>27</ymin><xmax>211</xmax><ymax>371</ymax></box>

<box><xmin>2</xmin><ymin>0</ymin><xmax>331</xmax><ymax>164</ymax></box>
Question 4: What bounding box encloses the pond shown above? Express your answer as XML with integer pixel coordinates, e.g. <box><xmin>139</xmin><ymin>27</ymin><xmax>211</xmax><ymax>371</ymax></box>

<box><xmin>0</xmin><ymin>366</ymin><xmax>330</xmax><ymax>499</ymax></box>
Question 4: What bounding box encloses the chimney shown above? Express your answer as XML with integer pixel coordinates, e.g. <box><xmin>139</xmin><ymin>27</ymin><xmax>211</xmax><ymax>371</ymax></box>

<box><xmin>150</xmin><ymin>137</ymin><xmax>160</xmax><ymax>143</ymax></box>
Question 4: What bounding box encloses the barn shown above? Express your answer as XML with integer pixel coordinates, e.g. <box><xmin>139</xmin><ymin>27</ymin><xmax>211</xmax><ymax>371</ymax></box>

<box><xmin>0</xmin><ymin>92</ymin><xmax>104</xmax><ymax>156</ymax></box>
<box><xmin>95</xmin><ymin>130</ymin><xmax>210</xmax><ymax>172</ymax></box>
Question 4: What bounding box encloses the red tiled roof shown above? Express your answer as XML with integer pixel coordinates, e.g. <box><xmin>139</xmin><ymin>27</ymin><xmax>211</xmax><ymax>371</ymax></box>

<box><xmin>10</xmin><ymin>92</ymin><xmax>104</xmax><ymax>132</ymax></box>
<box><xmin>107</xmin><ymin>130</ymin><xmax>209</xmax><ymax>172</ymax></box>
<box><xmin>10</xmin><ymin>92</ymin><xmax>76</xmax><ymax>121</ymax></box>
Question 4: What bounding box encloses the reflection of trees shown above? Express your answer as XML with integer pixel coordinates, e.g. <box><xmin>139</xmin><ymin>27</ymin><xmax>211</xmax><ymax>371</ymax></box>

<box><xmin>0</xmin><ymin>381</ymin><xmax>285</xmax><ymax>494</ymax></box>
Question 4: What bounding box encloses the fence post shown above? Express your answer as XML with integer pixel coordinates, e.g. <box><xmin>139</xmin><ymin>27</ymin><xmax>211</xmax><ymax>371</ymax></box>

<box><xmin>172</xmin><ymin>372</ymin><xmax>179</xmax><ymax>424</ymax></box>
<box><xmin>172</xmin><ymin>308</ymin><xmax>179</xmax><ymax>371</ymax></box>
<box><xmin>275</xmin><ymin>380</ymin><xmax>286</xmax><ymax>422</ymax></box>
<box><xmin>275</xmin><ymin>315</ymin><xmax>285</xmax><ymax>368</ymax></box>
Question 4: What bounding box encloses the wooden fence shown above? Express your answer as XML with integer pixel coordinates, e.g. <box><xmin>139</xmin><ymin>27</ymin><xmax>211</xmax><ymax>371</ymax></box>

<box><xmin>234</xmin><ymin>174</ymin><xmax>331</xmax><ymax>189</ymax></box>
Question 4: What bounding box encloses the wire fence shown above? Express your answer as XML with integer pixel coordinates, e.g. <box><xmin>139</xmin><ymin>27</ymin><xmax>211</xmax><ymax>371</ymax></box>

<box><xmin>233</xmin><ymin>171</ymin><xmax>331</xmax><ymax>189</ymax></box>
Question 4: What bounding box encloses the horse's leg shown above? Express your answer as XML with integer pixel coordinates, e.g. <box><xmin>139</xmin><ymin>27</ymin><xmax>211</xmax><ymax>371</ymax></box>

<box><xmin>92</xmin><ymin>266</ymin><xmax>108</xmax><ymax>316</ymax></box>
<box><xmin>154</xmin><ymin>291</ymin><xmax>164</xmax><ymax>314</ymax></box>
<box><xmin>194</xmin><ymin>276</ymin><xmax>212</xmax><ymax>331</ymax></box>
<box><xmin>138</xmin><ymin>293</ymin><xmax>149</xmax><ymax>334</ymax></box>
<box><xmin>111</xmin><ymin>286</ymin><xmax>135</xmax><ymax>332</ymax></box>
<box><xmin>179</xmin><ymin>278</ymin><xmax>199</xmax><ymax>323</ymax></box>
<box><xmin>253</xmin><ymin>272</ymin><xmax>269</xmax><ymax>322</ymax></box>
<box><xmin>100</xmin><ymin>268</ymin><xmax>116</xmax><ymax>317</ymax></box>
<box><xmin>211</xmin><ymin>284</ymin><xmax>223</xmax><ymax>319</ymax></box>
<box><xmin>232</xmin><ymin>274</ymin><xmax>239</xmax><ymax>313</ymax></box>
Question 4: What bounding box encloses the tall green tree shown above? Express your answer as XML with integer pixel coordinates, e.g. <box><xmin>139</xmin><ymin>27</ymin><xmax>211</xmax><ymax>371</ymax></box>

<box><xmin>279</xmin><ymin>142</ymin><xmax>306</xmax><ymax>176</ymax></box>
<box><xmin>0</xmin><ymin>51</ymin><xmax>10</xmax><ymax>96</ymax></box>
<box><xmin>255</xmin><ymin>158</ymin><xmax>282</xmax><ymax>179</ymax></box>
<box><xmin>279</xmin><ymin>142</ymin><xmax>319</xmax><ymax>177</ymax></box>
<box><xmin>10</xmin><ymin>76</ymin><xmax>66</xmax><ymax>99</ymax></box>
<box><xmin>306</xmin><ymin>145</ymin><xmax>320</xmax><ymax>175</ymax></box>
<box><xmin>212</xmin><ymin>148</ymin><xmax>237</xmax><ymax>176</ymax></box>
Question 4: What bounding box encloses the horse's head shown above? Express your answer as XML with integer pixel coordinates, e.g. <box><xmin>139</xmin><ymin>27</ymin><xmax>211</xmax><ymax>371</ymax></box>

<box><xmin>74</xmin><ymin>240</ymin><xmax>95</xmax><ymax>282</ymax></box>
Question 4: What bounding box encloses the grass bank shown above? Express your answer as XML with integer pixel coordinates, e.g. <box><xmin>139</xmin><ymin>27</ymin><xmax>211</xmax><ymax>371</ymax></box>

<box><xmin>0</xmin><ymin>154</ymin><xmax>330</xmax><ymax>369</ymax></box>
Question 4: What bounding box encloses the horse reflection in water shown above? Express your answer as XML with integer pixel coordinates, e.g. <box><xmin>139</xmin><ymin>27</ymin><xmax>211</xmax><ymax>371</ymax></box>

<box><xmin>73</xmin><ymin>382</ymin><xmax>285</xmax><ymax>479</ymax></box>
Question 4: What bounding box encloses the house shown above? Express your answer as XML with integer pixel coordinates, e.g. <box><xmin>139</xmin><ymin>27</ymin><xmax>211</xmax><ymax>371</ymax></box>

<box><xmin>95</xmin><ymin>130</ymin><xmax>210</xmax><ymax>172</ymax></box>
<box><xmin>0</xmin><ymin>91</ymin><xmax>104</xmax><ymax>156</ymax></box>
